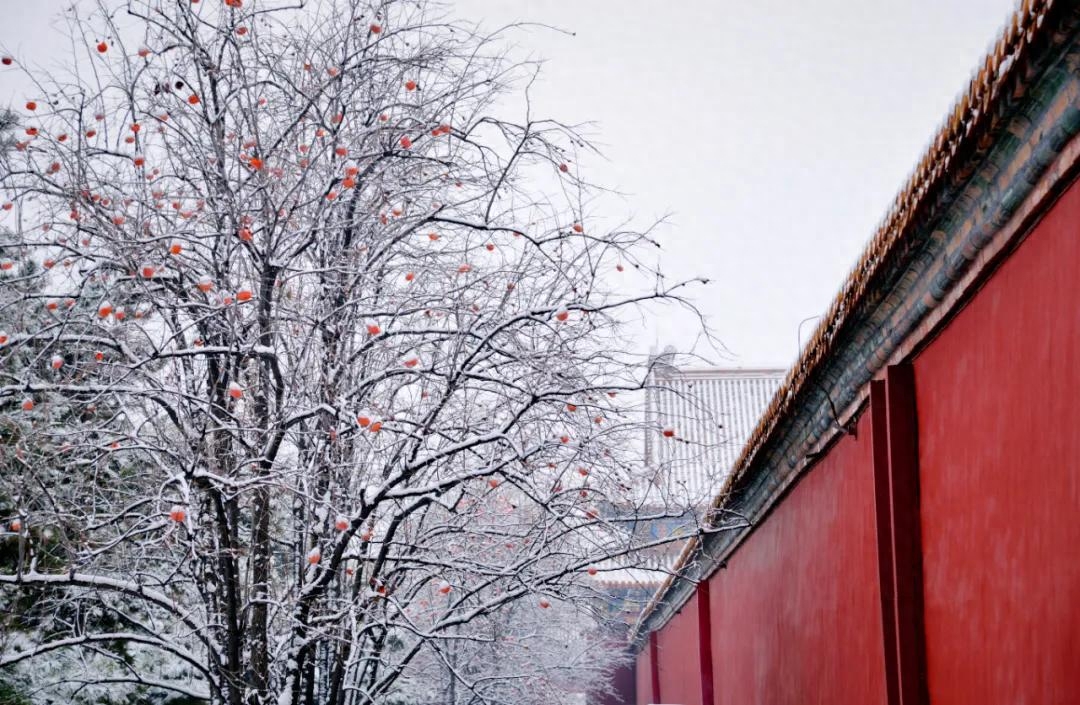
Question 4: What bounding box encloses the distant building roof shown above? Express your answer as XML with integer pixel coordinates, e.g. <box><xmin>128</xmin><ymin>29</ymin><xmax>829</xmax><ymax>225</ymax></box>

<box><xmin>594</xmin><ymin>364</ymin><xmax>785</xmax><ymax>622</ymax></box>
<box><xmin>645</xmin><ymin>364</ymin><xmax>785</xmax><ymax>505</ymax></box>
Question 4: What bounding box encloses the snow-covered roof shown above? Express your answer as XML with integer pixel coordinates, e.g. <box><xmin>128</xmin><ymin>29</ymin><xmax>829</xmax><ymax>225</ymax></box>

<box><xmin>591</xmin><ymin>365</ymin><xmax>785</xmax><ymax>624</ymax></box>
<box><xmin>645</xmin><ymin>365</ymin><xmax>785</xmax><ymax>505</ymax></box>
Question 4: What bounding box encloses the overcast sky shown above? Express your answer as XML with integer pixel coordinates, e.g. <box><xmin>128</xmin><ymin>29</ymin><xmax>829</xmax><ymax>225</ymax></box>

<box><xmin>1</xmin><ymin>0</ymin><xmax>1020</xmax><ymax>367</ymax></box>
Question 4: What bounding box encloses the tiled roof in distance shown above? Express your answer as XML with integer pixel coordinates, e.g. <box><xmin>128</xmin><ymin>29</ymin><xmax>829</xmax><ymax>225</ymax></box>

<box><xmin>646</xmin><ymin>363</ymin><xmax>785</xmax><ymax>505</ymax></box>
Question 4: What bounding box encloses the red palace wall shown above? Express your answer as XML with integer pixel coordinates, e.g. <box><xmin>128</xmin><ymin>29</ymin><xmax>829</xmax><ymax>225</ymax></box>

<box><xmin>635</xmin><ymin>640</ymin><xmax>653</xmax><ymax>705</ymax></box>
<box><xmin>654</xmin><ymin>595</ymin><xmax>703</xmax><ymax>705</ymax></box>
<box><xmin>633</xmin><ymin>143</ymin><xmax>1080</xmax><ymax>705</ymax></box>
<box><xmin>912</xmin><ymin>175</ymin><xmax>1080</xmax><ymax>703</ymax></box>
<box><xmin>707</xmin><ymin>411</ymin><xmax>885</xmax><ymax>705</ymax></box>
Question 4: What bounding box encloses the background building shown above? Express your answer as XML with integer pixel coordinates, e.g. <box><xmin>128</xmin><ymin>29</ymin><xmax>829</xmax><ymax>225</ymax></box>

<box><xmin>590</xmin><ymin>364</ymin><xmax>783</xmax><ymax>705</ymax></box>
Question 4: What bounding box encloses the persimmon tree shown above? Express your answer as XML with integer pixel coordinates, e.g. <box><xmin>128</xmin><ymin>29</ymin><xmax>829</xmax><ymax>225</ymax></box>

<box><xmin>0</xmin><ymin>1</ymin><xmax>710</xmax><ymax>704</ymax></box>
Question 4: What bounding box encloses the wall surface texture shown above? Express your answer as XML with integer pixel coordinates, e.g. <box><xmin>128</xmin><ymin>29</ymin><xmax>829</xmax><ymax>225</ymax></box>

<box><xmin>706</xmin><ymin>411</ymin><xmax>885</xmax><ymax>705</ymax></box>
<box><xmin>635</xmin><ymin>637</ymin><xmax>653</xmax><ymax>705</ymax></box>
<box><xmin>913</xmin><ymin>174</ymin><xmax>1080</xmax><ymax>704</ymax></box>
<box><xmin>653</xmin><ymin>594</ymin><xmax>702</xmax><ymax>705</ymax></box>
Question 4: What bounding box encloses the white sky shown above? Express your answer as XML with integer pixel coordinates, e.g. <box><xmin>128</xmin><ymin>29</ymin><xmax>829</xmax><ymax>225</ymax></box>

<box><xmin>1</xmin><ymin>0</ymin><xmax>1020</xmax><ymax>367</ymax></box>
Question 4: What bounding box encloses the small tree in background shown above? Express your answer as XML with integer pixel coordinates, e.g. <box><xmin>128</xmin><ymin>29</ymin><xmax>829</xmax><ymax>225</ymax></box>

<box><xmin>0</xmin><ymin>2</ymin><xmax>713</xmax><ymax>704</ymax></box>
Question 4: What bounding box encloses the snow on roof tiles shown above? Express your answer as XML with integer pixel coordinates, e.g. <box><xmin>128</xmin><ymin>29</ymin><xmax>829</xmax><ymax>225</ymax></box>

<box><xmin>646</xmin><ymin>366</ymin><xmax>785</xmax><ymax>505</ymax></box>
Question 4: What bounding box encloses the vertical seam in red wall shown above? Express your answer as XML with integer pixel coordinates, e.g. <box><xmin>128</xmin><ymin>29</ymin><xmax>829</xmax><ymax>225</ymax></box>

<box><xmin>885</xmin><ymin>364</ymin><xmax>929</xmax><ymax>705</ymax></box>
<box><xmin>649</xmin><ymin>631</ymin><xmax>661</xmax><ymax>704</ymax></box>
<box><xmin>871</xmin><ymin>380</ymin><xmax>902</xmax><ymax>705</ymax></box>
<box><xmin>697</xmin><ymin>581</ymin><xmax>714</xmax><ymax>705</ymax></box>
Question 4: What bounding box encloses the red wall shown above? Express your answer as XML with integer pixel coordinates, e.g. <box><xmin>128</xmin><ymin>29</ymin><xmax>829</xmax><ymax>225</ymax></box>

<box><xmin>633</xmin><ymin>147</ymin><xmax>1080</xmax><ymax>705</ymax></box>
<box><xmin>912</xmin><ymin>176</ymin><xmax>1080</xmax><ymax>703</ymax></box>
<box><xmin>635</xmin><ymin>642</ymin><xmax>652</xmax><ymax>705</ymax></box>
<box><xmin>654</xmin><ymin>594</ymin><xmax>702</xmax><ymax>705</ymax></box>
<box><xmin>706</xmin><ymin>412</ymin><xmax>886</xmax><ymax>705</ymax></box>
